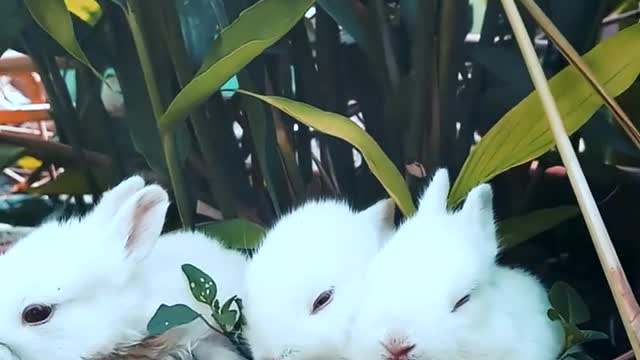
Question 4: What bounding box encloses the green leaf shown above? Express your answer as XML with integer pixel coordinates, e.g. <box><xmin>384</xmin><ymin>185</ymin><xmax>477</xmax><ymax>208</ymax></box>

<box><xmin>211</xmin><ymin>309</ymin><xmax>237</xmax><ymax>331</ymax></box>
<box><xmin>237</xmin><ymin>91</ymin><xmax>416</xmax><ymax>217</ymax></box>
<box><xmin>548</xmin><ymin>281</ymin><xmax>590</xmax><ymax>325</ymax></box>
<box><xmin>146</xmin><ymin>304</ymin><xmax>200</xmax><ymax>336</ymax></box>
<box><xmin>196</xmin><ymin>219</ymin><xmax>265</xmax><ymax>250</ymax></box>
<box><xmin>221</xmin><ymin>310</ymin><xmax>238</xmax><ymax>327</ymax></box>
<box><xmin>220</xmin><ymin>296</ymin><xmax>237</xmax><ymax>316</ymax></box>
<box><xmin>548</xmin><ymin>308</ymin><xmax>582</xmax><ymax>354</ymax></box>
<box><xmin>22</xmin><ymin>0</ymin><xmax>102</xmax><ymax>78</ymax></box>
<box><xmin>548</xmin><ymin>307</ymin><xmax>608</xmax><ymax>357</ymax></box>
<box><xmin>497</xmin><ymin>206</ymin><xmax>580</xmax><ymax>249</ymax></box>
<box><xmin>231</xmin><ymin>297</ymin><xmax>245</xmax><ymax>332</ymax></box>
<box><xmin>449</xmin><ymin>23</ymin><xmax>640</xmax><ymax>206</ymax></box>
<box><xmin>27</xmin><ymin>168</ymin><xmax>117</xmax><ymax>195</ymax></box>
<box><xmin>218</xmin><ymin>295</ymin><xmax>242</xmax><ymax>332</ymax></box>
<box><xmin>64</xmin><ymin>0</ymin><xmax>103</xmax><ymax>26</ymax></box>
<box><xmin>212</xmin><ymin>295</ymin><xmax>239</xmax><ymax>332</ymax></box>
<box><xmin>577</xmin><ymin>330</ymin><xmax>608</xmax><ymax>344</ymax></box>
<box><xmin>159</xmin><ymin>0</ymin><xmax>315</xmax><ymax>130</ymax></box>
<box><xmin>181</xmin><ymin>264</ymin><xmax>217</xmax><ymax>306</ymax></box>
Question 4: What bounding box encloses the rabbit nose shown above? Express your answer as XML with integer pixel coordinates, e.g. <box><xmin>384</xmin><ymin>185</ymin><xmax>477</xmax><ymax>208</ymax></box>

<box><xmin>382</xmin><ymin>342</ymin><xmax>416</xmax><ymax>360</ymax></box>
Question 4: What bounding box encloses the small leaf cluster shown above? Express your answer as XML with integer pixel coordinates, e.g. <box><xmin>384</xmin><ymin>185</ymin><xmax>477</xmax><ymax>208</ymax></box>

<box><xmin>547</xmin><ymin>281</ymin><xmax>608</xmax><ymax>360</ymax></box>
<box><xmin>146</xmin><ymin>263</ymin><xmax>250</xmax><ymax>359</ymax></box>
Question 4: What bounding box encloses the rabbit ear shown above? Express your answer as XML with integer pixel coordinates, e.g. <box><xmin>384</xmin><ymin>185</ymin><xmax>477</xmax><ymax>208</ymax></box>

<box><xmin>417</xmin><ymin>168</ymin><xmax>450</xmax><ymax>214</ymax></box>
<box><xmin>462</xmin><ymin>183</ymin><xmax>493</xmax><ymax>213</ymax></box>
<box><xmin>109</xmin><ymin>184</ymin><xmax>169</xmax><ymax>264</ymax></box>
<box><xmin>358</xmin><ymin>198</ymin><xmax>395</xmax><ymax>227</ymax></box>
<box><xmin>461</xmin><ymin>183</ymin><xmax>499</xmax><ymax>257</ymax></box>
<box><xmin>461</xmin><ymin>183</ymin><xmax>495</xmax><ymax>226</ymax></box>
<box><xmin>90</xmin><ymin>176</ymin><xmax>146</xmax><ymax>219</ymax></box>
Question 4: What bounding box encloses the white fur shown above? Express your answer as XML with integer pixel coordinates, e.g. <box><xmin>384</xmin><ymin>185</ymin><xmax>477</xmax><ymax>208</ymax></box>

<box><xmin>347</xmin><ymin>169</ymin><xmax>564</xmax><ymax>360</ymax></box>
<box><xmin>243</xmin><ymin>198</ymin><xmax>396</xmax><ymax>360</ymax></box>
<box><xmin>0</xmin><ymin>176</ymin><xmax>247</xmax><ymax>360</ymax></box>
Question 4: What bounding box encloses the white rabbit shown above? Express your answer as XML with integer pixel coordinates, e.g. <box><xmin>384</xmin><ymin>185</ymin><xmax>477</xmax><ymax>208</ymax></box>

<box><xmin>242</xmin><ymin>197</ymin><xmax>396</xmax><ymax>360</ymax></box>
<box><xmin>347</xmin><ymin>169</ymin><xmax>564</xmax><ymax>360</ymax></box>
<box><xmin>0</xmin><ymin>176</ymin><xmax>248</xmax><ymax>360</ymax></box>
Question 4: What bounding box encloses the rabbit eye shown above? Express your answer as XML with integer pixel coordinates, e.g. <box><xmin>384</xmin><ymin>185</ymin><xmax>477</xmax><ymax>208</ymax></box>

<box><xmin>311</xmin><ymin>288</ymin><xmax>334</xmax><ymax>314</ymax></box>
<box><xmin>452</xmin><ymin>294</ymin><xmax>470</xmax><ymax>312</ymax></box>
<box><xmin>22</xmin><ymin>304</ymin><xmax>54</xmax><ymax>325</ymax></box>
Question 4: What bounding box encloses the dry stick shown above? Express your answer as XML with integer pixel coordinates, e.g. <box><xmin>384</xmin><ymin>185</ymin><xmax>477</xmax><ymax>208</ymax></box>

<box><xmin>612</xmin><ymin>349</ymin><xmax>634</xmax><ymax>360</ymax></box>
<box><xmin>519</xmin><ymin>0</ymin><xmax>640</xmax><ymax>149</ymax></box>
<box><xmin>500</xmin><ymin>0</ymin><xmax>640</xmax><ymax>356</ymax></box>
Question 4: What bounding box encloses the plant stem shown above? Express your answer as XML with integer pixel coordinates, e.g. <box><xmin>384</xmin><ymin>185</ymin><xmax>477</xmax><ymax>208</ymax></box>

<box><xmin>612</xmin><ymin>349</ymin><xmax>634</xmax><ymax>360</ymax></box>
<box><xmin>406</xmin><ymin>0</ymin><xmax>436</xmax><ymax>168</ymax></box>
<box><xmin>368</xmin><ymin>0</ymin><xmax>399</xmax><ymax>92</ymax></box>
<box><xmin>500</xmin><ymin>0</ymin><xmax>640</xmax><ymax>355</ymax></box>
<box><xmin>290</xmin><ymin>22</ymin><xmax>315</xmax><ymax>183</ymax></box>
<box><xmin>160</xmin><ymin>2</ymin><xmax>240</xmax><ymax>219</ymax></box>
<box><xmin>124</xmin><ymin>0</ymin><xmax>194</xmax><ymax>228</ymax></box>
<box><xmin>433</xmin><ymin>0</ymin><xmax>468</xmax><ymax>170</ymax></box>
<box><xmin>315</xmin><ymin>7</ymin><xmax>354</xmax><ymax>197</ymax></box>
<box><xmin>23</xmin><ymin>37</ymin><xmax>101</xmax><ymax>198</ymax></box>
<box><xmin>519</xmin><ymin>0</ymin><xmax>640</xmax><ymax>149</ymax></box>
<box><xmin>0</xmin><ymin>131</ymin><xmax>112</xmax><ymax>167</ymax></box>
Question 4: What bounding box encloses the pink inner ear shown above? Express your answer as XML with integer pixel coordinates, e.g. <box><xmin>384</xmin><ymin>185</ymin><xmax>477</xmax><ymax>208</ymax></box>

<box><xmin>124</xmin><ymin>196</ymin><xmax>164</xmax><ymax>256</ymax></box>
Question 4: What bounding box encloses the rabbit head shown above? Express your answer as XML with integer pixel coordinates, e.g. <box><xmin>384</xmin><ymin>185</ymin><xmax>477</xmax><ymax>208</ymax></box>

<box><xmin>348</xmin><ymin>169</ymin><xmax>503</xmax><ymax>360</ymax></box>
<box><xmin>243</xmin><ymin>198</ymin><xmax>396</xmax><ymax>360</ymax></box>
<box><xmin>0</xmin><ymin>176</ymin><xmax>170</xmax><ymax>360</ymax></box>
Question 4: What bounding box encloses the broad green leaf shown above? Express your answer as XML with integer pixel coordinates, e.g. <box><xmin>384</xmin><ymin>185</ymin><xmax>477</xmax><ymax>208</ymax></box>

<box><xmin>22</xmin><ymin>0</ymin><xmax>102</xmax><ymax>78</ymax></box>
<box><xmin>64</xmin><ymin>0</ymin><xmax>102</xmax><ymax>26</ymax></box>
<box><xmin>548</xmin><ymin>281</ymin><xmax>590</xmax><ymax>325</ymax></box>
<box><xmin>0</xmin><ymin>144</ymin><xmax>25</xmax><ymax>170</ymax></box>
<box><xmin>449</xmin><ymin>23</ymin><xmax>640</xmax><ymax>206</ymax></box>
<box><xmin>159</xmin><ymin>0</ymin><xmax>315</xmax><ymax>130</ymax></box>
<box><xmin>238</xmin><ymin>91</ymin><xmax>416</xmax><ymax>216</ymax></box>
<box><xmin>197</xmin><ymin>219</ymin><xmax>265</xmax><ymax>250</ymax></box>
<box><xmin>27</xmin><ymin>168</ymin><xmax>117</xmax><ymax>195</ymax></box>
<box><xmin>497</xmin><ymin>206</ymin><xmax>579</xmax><ymax>249</ymax></box>
<box><xmin>181</xmin><ymin>264</ymin><xmax>217</xmax><ymax>306</ymax></box>
<box><xmin>146</xmin><ymin>304</ymin><xmax>200</xmax><ymax>336</ymax></box>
